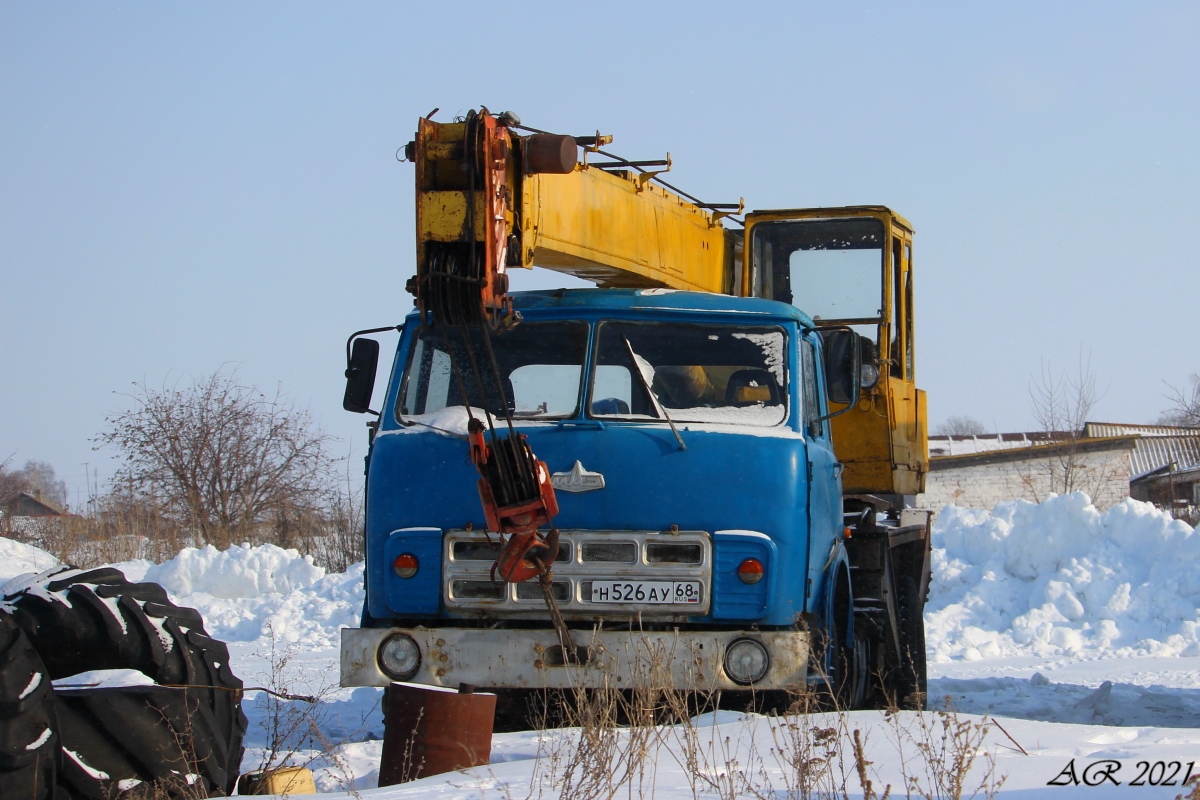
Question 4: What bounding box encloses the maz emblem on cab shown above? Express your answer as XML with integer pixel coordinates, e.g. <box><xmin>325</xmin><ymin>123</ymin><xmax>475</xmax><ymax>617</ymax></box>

<box><xmin>551</xmin><ymin>461</ymin><xmax>605</xmax><ymax>493</ymax></box>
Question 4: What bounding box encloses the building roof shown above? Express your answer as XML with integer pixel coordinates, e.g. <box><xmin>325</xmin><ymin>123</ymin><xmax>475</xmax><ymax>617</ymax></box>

<box><xmin>927</xmin><ymin>435</ymin><xmax>1138</xmax><ymax>471</ymax></box>
<box><xmin>1085</xmin><ymin>422</ymin><xmax>1200</xmax><ymax>478</ymax></box>
<box><xmin>928</xmin><ymin>431</ymin><xmax>1069</xmax><ymax>457</ymax></box>
<box><xmin>930</xmin><ymin>422</ymin><xmax>1200</xmax><ymax>480</ymax></box>
<box><xmin>1</xmin><ymin>491</ymin><xmax>65</xmax><ymax>517</ymax></box>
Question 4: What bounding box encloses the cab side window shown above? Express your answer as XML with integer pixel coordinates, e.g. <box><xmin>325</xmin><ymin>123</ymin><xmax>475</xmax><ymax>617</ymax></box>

<box><xmin>801</xmin><ymin>340</ymin><xmax>824</xmax><ymax>438</ymax></box>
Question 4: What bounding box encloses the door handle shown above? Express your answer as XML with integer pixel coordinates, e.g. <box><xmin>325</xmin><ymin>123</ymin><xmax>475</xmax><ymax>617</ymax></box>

<box><xmin>832</xmin><ymin>462</ymin><xmax>844</xmax><ymax>478</ymax></box>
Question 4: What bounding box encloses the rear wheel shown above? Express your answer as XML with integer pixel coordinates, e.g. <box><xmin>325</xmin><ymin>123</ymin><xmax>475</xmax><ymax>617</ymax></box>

<box><xmin>893</xmin><ymin>575</ymin><xmax>927</xmax><ymax>710</ymax></box>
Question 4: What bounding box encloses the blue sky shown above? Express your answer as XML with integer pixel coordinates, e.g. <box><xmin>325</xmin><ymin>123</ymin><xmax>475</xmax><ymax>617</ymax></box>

<box><xmin>2</xmin><ymin>3</ymin><xmax>1197</xmax><ymax>507</ymax></box>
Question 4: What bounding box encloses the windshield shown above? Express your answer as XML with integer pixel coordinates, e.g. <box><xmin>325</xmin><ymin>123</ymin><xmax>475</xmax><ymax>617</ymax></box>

<box><xmin>589</xmin><ymin>322</ymin><xmax>788</xmax><ymax>426</ymax></box>
<box><xmin>397</xmin><ymin>321</ymin><xmax>589</xmax><ymax>420</ymax></box>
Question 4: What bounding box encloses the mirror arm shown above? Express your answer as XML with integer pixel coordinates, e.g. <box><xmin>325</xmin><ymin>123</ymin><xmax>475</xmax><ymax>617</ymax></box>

<box><xmin>345</xmin><ymin>324</ymin><xmax>404</xmax><ymax>366</ymax></box>
<box><xmin>343</xmin><ymin>324</ymin><xmax>401</xmax><ymax>416</ymax></box>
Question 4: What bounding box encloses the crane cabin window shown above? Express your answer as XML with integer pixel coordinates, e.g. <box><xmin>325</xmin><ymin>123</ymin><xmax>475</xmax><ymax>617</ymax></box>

<box><xmin>588</xmin><ymin>322</ymin><xmax>788</xmax><ymax>426</ymax></box>
<box><xmin>751</xmin><ymin>217</ymin><xmax>885</xmax><ymax>350</ymax></box>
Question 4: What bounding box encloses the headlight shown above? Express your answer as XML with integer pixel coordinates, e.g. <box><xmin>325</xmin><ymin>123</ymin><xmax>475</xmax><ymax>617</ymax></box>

<box><xmin>723</xmin><ymin>638</ymin><xmax>770</xmax><ymax>685</ymax></box>
<box><xmin>378</xmin><ymin>634</ymin><xmax>421</xmax><ymax>680</ymax></box>
<box><xmin>860</xmin><ymin>363</ymin><xmax>880</xmax><ymax>390</ymax></box>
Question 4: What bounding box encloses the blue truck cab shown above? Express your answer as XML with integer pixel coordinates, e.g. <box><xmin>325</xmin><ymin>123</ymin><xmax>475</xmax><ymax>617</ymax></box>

<box><xmin>339</xmin><ymin>288</ymin><xmax>863</xmax><ymax>695</ymax></box>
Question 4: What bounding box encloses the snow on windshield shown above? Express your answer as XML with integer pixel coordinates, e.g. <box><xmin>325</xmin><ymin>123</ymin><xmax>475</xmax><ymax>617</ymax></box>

<box><xmin>731</xmin><ymin>331</ymin><xmax>785</xmax><ymax>386</ymax></box>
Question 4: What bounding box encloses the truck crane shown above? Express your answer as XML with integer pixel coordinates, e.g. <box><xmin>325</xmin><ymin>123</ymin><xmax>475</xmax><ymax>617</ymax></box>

<box><xmin>338</xmin><ymin>108</ymin><xmax>931</xmax><ymax>715</ymax></box>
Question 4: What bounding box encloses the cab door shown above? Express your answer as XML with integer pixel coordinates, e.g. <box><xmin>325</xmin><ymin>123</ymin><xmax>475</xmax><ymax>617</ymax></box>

<box><xmin>743</xmin><ymin>206</ymin><xmax>927</xmax><ymax>497</ymax></box>
<box><xmin>801</xmin><ymin>334</ymin><xmax>842</xmax><ymax>605</ymax></box>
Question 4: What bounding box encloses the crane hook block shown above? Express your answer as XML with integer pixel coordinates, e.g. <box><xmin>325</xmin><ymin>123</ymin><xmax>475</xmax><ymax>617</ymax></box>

<box><xmin>492</xmin><ymin>527</ymin><xmax>560</xmax><ymax>584</ymax></box>
<box><xmin>467</xmin><ymin>419</ymin><xmax>560</xmax><ymax>558</ymax></box>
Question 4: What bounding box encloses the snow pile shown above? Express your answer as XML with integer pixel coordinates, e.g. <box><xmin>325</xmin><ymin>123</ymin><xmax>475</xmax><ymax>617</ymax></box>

<box><xmin>928</xmin><ymin>492</ymin><xmax>1200</xmax><ymax>661</ymax></box>
<box><xmin>118</xmin><ymin>544</ymin><xmax>364</xmax><ymax>647</ymax></box>
<box><xmin>3</xmin><ymin>492</ymin><xmax>1196</xmax><ymax>664</ymax></box>
<box><xmin>143</xmin><ymin>543</ymin><xmax>326</xmax><ymax>598</ymax></box>
<box><xmin>0</xmin><ymin>537</ymin><xmax>60</xmax><ymax>582</ymax></box>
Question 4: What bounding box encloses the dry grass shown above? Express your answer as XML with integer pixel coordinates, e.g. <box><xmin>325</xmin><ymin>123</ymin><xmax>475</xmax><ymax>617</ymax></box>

<box><xmin>885</xmin><ymin>702</ymin><xmax>1006</xmax><ymax>800</ymax></box>
<box><xmin>500</xmin><ymin>639</ymin><xmax>1007</xmax><ymax>800</ymax></box>
<box><xmin>246</xmin><ymin>632</ymin><xmax>368</xmax><ymax>798</ymax></box>
<box><xmin>3</xmin><ymin>487</ymin><xmax>363</xmax><ymax>571</ymax></box>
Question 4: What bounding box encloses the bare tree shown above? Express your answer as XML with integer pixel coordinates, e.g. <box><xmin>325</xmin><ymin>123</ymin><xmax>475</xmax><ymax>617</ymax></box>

<box><xmin>96</xmin><ymin>371</ymin><xmax>337</xmax><ymax>549</ymax></box>
<box><xmin>1025</xmin><ymin>355</ymin><xmax>1123</xmax><ymax>503</ymax></box>
<box><xmin>934</xmin><ymin>415</ymin><xmax>988</xmax><ymax>436</ymax></box>
<box><xmin>0</xmin><ymin>456</ymin><xmax>28</xmax><ymax>507</ymax></box>
<box><xmin>1157</xmin><ymin>374</ymin><xmax>1200</xmax><ymax>428</ymax></box>
<box><xmin>10</xmin><ymin>460</ymin><xmax>68</xmax><ymax>508</ymax></box>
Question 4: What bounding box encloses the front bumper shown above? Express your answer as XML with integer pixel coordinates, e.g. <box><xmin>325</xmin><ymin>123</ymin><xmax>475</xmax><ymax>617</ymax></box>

<box><xmin>340</xmin><ymin>626</ymin><xmax>809</xmax><ymax>690</ymax></box>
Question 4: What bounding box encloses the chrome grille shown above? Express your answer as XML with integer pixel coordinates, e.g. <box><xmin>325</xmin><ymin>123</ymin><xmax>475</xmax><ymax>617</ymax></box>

<box><xmin>514</xmin><ymin>581</ymin><xmax>570</xmax><ymax>601</ymax></box>
<box><xmin>442</xmin><ymin>529</ymin><xmax>712</xmax><ymax>615</ymax></box>
<box><xmin>450</xmin><ymin>579</ymin><xmax>504</xmax><ymax>600</ymax></box>
<box><xmin>646</xmin><ymin>542</ymin><xmax>703</xmax><ymax>564</ymax></box>
<box><xmin>581</xmin><ymin>541</ymin><xmax>637</xmax><ymax>563</ymax></box>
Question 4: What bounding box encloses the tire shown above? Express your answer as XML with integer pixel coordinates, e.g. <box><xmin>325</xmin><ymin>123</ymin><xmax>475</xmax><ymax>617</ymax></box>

<box><xmin>2</xmin><ymin>566</ymin><xmax>247</xmax><ymax>797</ymax></box>
<box><xmin>55</xmin><ymin>686</ymin><xmax>235</xmax><ymax>799</ymax></box>
<box><xmin>0</xmin><ymin>612</ymin><xmax>59</xmax><ymax>800</ymax></box>
<box><xmin>810</xmin><ymin>570</ymin><xmax>857</xmax><ymax>711</ymax></box>
<box><xmin>893</xmin><ymin>575</ymin><xmax>927</xmax><ymax>711</ymax></box>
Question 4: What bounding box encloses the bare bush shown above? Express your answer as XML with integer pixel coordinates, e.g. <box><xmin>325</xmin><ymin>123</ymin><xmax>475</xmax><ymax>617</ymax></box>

<box><xmin>1</xmin><ymin>372</ymin><xmax>364</xmax><ymax>572</ymax></box>
<box><xmin>766</xmin><ymin>697</ymin><xmax>848</xmax><ymax>799</ymax></box>
<box><xmin>246</xmin><ymin>632</ymin><xmax>368</xmax><ymax>798</ymax></box>
<box><xmin>886</xmin><ymin>704</ymin><xmax>1005</xmax><ymax>800</ymax></box>
<box><xmin>96</xmin><ymin>370</ymin><xmax>338</xmax><ymax>550</ymax></box>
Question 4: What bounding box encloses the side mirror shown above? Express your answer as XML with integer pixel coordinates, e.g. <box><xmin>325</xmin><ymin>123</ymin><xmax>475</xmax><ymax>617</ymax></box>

<box><xmin>343</xmin><ymin>337</ymin><xmax>380</xmax><ymax>414</ymax></box>
<box><xmin>817</xmin><ymin>327</ymin><xmax>861</xmax><ymax>419</ymax></box>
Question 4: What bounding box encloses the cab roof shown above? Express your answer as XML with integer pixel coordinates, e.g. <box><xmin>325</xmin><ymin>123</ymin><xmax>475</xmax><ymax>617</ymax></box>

<box><xmin>501</xmin><ymin>288</ymin><xmax>815</xmax><ymax>325</ymax></box>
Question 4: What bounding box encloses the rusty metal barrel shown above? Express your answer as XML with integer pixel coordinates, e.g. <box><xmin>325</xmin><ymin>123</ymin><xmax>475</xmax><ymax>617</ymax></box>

<box><xmin>377</xmin><ymin>682</ymin><xmax>496</xmax><ymax>785</ymax></box>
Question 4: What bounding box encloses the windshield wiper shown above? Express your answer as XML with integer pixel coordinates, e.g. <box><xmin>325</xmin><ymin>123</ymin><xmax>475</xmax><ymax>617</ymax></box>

<box><xmin>622</xmin><ymin>335</ymin><xmax>686</xmax><ymax>451</ymax></box>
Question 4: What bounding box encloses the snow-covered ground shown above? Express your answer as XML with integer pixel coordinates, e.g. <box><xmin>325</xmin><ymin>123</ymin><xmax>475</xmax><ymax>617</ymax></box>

<box><xmin>2</xmin><ymin>493</ymin><xmax>1198</xmax><ymax>797</ymax></box>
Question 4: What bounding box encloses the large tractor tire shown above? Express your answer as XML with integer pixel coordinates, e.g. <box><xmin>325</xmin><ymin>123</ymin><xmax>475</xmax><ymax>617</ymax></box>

<box><xmin>55</xmin><ymin>686</ymin><xmax>237</xmax><ymax>798</ymax></box>
<box><xmin>0</xmin><ymin>613</ymin><xmax>59</xmax><ymax>800</ymax></box>
<box><xmin>1</xmin><ymin>566</ymin><xmax>247</xmax><ymax>798</ymax></box>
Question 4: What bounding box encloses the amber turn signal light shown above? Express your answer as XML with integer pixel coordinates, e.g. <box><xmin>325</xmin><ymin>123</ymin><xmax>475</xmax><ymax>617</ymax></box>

<box><xmin>393</xmin><ymin>553</ymin><xmax>419</xmax><ymax>579</ymax></box>
<box><xmin>737</xmin><ymin>558</ymin><xmax>764</xmax><ymax>585</ymax></box>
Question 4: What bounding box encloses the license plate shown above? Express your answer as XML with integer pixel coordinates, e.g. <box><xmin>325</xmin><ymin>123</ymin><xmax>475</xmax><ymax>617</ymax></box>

<box><xmin>589</xmin><ymin>580</ymin><xmax>702</xmax><ymax>604</ymax></box>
